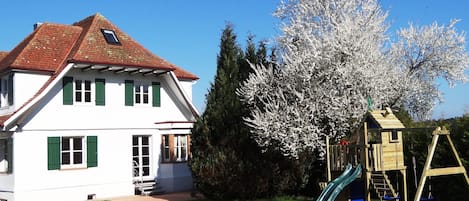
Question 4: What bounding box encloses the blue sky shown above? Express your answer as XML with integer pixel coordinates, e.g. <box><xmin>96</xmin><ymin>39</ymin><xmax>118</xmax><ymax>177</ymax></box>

<box><xmin>0</xmin><ymin>0</ymin><xmax>467</xmax><ymax>119</ymax></box>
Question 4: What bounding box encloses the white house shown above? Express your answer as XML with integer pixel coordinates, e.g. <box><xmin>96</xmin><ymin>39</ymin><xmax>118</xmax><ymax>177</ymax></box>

<box><xmin>0</xmin><ymin>13</ymin><xmax>199</xmax><ymax>201</ymax></box>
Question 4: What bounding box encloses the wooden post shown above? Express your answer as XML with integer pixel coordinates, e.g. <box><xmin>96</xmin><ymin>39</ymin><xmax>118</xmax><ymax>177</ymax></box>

<box><xmin>363</xmin><ymin>122</ymin><xmax>371</xmax><ymax>201</ymax></box>
<box><xmin>364</xmin><ymin>122</ymin><xmax>369</xmax><ymax>172</ymax></box>
<box><xmin>365</xmin><ymin>171</ymin><xmax>371</xmax><ymax>201</ymax></box>
<box><xmin>445</xmin><ymin>134</ymin><xmax>469</xmax><ymax>185</ymax></box>
<box><xmin>326</xmin><ymin>136</ymin><xmax>331</xmax><ymax>182</ymax></box>
<box><xmin>401</xmin><ymin>169</ymin><xmax>408</xmax><ymax>201</ymax></box>
<box><xmin>414</xmin><ymin>129</ymin><xmax>439</xmax><ymax>201</ymax></box>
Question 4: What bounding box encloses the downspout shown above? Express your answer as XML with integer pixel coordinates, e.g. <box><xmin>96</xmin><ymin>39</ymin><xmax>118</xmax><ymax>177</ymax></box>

<box><xmin>3</xmin><ymin>63</ymin><xmax>75</xmax><ymax>131</ymax></box>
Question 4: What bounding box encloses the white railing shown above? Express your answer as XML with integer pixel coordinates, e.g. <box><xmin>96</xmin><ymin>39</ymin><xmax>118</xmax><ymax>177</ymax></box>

<box><xmin>132</xmin><ymin>160</ymin><xmax>143</xmax><ymax>192</ymax></box>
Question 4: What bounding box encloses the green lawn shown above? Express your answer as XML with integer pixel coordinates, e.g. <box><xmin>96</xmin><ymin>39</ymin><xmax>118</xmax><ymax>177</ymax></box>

<box><xmin>192</xmin><ymin>196</ymin><xmax>314</xmax><ymax>201</ymax></box>
<box><xmin>192</xmin><ymin>196</ymin><xmax>382</xmax><ymax>201</ymax></box>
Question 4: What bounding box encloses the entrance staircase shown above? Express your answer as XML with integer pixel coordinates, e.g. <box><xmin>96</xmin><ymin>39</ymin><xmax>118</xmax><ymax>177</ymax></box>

<box><xmin>134</xmin><ymin>178</ymin><xmax>164</xmax><ymax>195</ymax></box>
<box><xmin>371</xmin><ymin>172</ymin><xmax>398</xmax><ymax>200</ymax></box>
<box><xmin>133</xmin><ymin>161</ymin><xmax>164</xmax><ymax>195</ymax></box>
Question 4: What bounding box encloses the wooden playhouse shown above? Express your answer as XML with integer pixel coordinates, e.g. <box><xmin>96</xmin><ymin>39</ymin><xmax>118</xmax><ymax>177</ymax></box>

<box><xmin>325</xmin><ymin>107</ymin><xmax>469</xmax><ymax>201</ymax></box>
<box><xmin>327</xmin><ymin>108</ymin><xmax>408</xmax><ymax>201</ymax></box>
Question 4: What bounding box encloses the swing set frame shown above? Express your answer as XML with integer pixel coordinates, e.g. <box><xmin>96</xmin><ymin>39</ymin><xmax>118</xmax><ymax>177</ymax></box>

<box><xmin>413</xmin><ymin>126</ymin><xmax>469</xmax><ymax>201</ymax></box>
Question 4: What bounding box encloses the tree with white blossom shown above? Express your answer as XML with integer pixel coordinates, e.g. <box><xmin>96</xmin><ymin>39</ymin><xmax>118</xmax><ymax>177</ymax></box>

<box><xmin>390</xmin><ymin>20</ymin><xmax>469</xmax><ymax>120</ymax></box>
<box><xmin>238</xmin><ymin>0</ymin><xmax>469</xmax><ymax>158</ymax></box>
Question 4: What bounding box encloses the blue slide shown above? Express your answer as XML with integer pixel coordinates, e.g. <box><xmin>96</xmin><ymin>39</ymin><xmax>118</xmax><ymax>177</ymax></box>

<box><xmin>317</xmin><ymin>164</ymin><xmax>362</xmax><ymax>201</ymax></box>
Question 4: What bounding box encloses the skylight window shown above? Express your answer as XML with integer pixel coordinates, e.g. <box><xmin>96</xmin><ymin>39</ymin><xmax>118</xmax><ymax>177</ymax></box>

<box><xmin>101</xmin><ymin>29</ymin><xmax>121</xmax><ymax>45</ymax></box>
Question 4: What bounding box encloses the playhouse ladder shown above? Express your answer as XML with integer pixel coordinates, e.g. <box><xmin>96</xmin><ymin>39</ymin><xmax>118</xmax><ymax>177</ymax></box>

<box><xmin>371</xmin><ymin>172</ymin><xmax>398</xmax><ymax>200</ymax></box>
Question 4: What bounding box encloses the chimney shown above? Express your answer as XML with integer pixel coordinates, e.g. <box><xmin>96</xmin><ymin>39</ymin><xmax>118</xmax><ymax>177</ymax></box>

<box><xmin>33</xmin><ymin>22</ymin><xmax>43</xmax><ymax>30</ymax></box>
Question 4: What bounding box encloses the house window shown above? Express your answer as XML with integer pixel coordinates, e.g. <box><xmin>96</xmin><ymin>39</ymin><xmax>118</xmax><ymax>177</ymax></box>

<box><xmin>48</xmin><ymin>136</ymin><xmax>97</xmax><ymax>170</ymax></box>
<box><xmin>135</xmin><ymin>84</ymin><xmax>149</xmax><ymax>105</ymax></box>
<box><xmin>390</xmin><ymin>130</ymin><xmax>399</xmax><ymax>142</ymax></box>
<box><xmin>75</xmin><ymin>80</ymin><xmax>92</xmax><ymax>103</ymax></box>
<box><xmin>125</xmin><ymin>80</ymin><xmax>160</xmax><ymax>107</ymax></box>
<box><xmin>0</xmin><ymin>138</ymin><xmax>12</xmax><ymax>173</ymax></box>
<box><xmin>0</xmin><ymin>74</ymin><xmax>13</xmax><ymax>107</ymax></box>
<box><xmin>63</xmin><ymin>77</ymin><xmax>105</xmax><ymax>106</ymax></box>
<box><xmin>174</xmin><ymin>135</ymin><xmax>188</xmax><ymax>161</ymax></box>
<box><xmin>61</xmin><ymin>137</ymin><xmax>84</xmax><ymax>167</ymax></box>
<box><xmin>161</xmin><ymin>134</ymin><xmax>190</xmax><ymax>162</ymax></box>
<box><xmin>162</xmin><ymin>135</ymin><xmax>170</xmax><ymax>162</ymax></box>
<box><xmin>0</xmin><ymin>79</ymin><xmax>7</xmax><ymax>107</ymax></box>
<box><xmin>101</xmin><ymin>29</ymin><xmax>121</xmax><ymax>45</ymax></box>
<box><xmin>0</xmin><ymin>140</ymin><xmax>7</xmax><ymax>172</ymax></box>
<box><xmin>132</xmin><ymin>136</ymin><xmax>151</xmax><ymax>178</ymax></box>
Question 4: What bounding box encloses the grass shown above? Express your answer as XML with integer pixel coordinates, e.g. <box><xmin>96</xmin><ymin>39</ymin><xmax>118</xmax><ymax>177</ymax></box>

<box><xmin>192</xmin><ymin>196</ymin><xmax>383</xmax><ymax>201</ymax></box>
<box><xmin>192</xmin><ymin>196</ymin><xmax>313</xmax><ymax>201</ymax></box>
<box><xmin>255</xmin><ymin>196</ymin><xmax>313</xmax><ymax>201</ymax></box>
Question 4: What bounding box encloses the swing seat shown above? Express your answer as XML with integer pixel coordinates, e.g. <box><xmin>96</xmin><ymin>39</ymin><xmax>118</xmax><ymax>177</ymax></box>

<box><xmin>383</xmin><ymin>194</ymin><xmax>400</xmax><ymax>200</ymax></box>
<box><xmin>419</xmin><ymin>195</ymin><xmax>434</xmax><ymax>201</ymax></box>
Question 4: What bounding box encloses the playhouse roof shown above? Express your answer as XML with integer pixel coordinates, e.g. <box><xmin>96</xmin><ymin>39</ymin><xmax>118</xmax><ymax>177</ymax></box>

<box><xmin>367</xmin><ymin>108</ymin><xmax>405</xmax><ymax>129</ymax></box>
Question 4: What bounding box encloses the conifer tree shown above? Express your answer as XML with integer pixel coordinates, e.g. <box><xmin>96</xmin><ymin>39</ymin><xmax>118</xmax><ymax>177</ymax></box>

<box><xmin>190</xmin><ymin>23</ymin><xmax>315</xmax><ymax>199</ymax></box>
<box><xmin>239</xmin><ymin>34</ymin><xmax>257</xmax><ymax>81</ymax></box>
<box><xmin>256</xmin><ymin>40</ymin><xmax>269</xmax><ymax>67</ymax></box>
<box><xmin>189</xmin><ymin>24</ymin><xmax>263</xmax><ymax>200</ymax></box>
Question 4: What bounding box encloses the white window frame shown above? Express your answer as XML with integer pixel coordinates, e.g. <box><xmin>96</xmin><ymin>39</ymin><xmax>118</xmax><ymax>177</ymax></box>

<box><xmin>61</xmin><ymin>136</ymin><xmax>86</xmax><ymax>169</ymax></box>
<box><xmin>0</xmin><ymin>77</ymin><xmax>8</xmax><ymax>108</ymax></box>
<box><xmin>74</xmin><ymin>79</ymin><xmax>94</xmax><ymax>104</ymax></box>
<box><xmin>132</xmin><ymin>135</ymin><xmax>152</xmax><ymax>179</ymax></box>
<box><xmin>174</xmin><ymin>135</ymin><xmax>188</xmax><ymax>162</ymax></box>
<box><xmin>0</xmin><ymin>139</ymin><xmax>8</xmax><ymax>173</ymax></box>
<box><xmin>162</xmin><ymin>135</ymin><xmax>170</xmax><ymax>162</ymax></box>
<box><xmin>101</xmin><ymin>29</ymin><xmax>120</xmax><ymax>45</ymax></box>
<box><xmin>134</xmin><ymin>83</ymin><xmax>150</xmax><ymax>105</ymax></box>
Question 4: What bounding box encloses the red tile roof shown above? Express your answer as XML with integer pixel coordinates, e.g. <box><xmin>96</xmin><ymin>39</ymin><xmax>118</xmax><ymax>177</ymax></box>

<box><xmin>0</xmin><ymin>24</ymin><xmax>82</xmax><ymax>73</ymax></box>
<box><xmin>0</xmin><ymin>13</ymin><xmax>199</xmax><ymax>127</ymax></box>
<box><xmin>0</xmin><ymin>13</ymin><xmax>198</xmax><ymax>80</ymax></box>
<box><xmin>71</xmin><ymin>14</ymin><xmax>180</xmax><ymax>72</ymax></box>
<box><xmin>0</xmin><ymin>51</ymin><xmax>8</xmax><ymax>61</ymax></box>
<box><xmin>0</xmin><ymin>115</ymin><xmax>10</xmax><ymax>125</ymax></box>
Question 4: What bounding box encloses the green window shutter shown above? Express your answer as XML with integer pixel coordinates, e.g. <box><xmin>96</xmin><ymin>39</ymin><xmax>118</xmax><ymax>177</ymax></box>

<box><xmin>7</xmin><ymin>138</ymin><xmax>13</xmax><ymax>173</ymax></box>
<box><xmin>95</xmin><ymin>78</ymin><xmax>105</xmax><ymax>106</ymax></box>
<box><xmin>47</xmin><ymin>137</ymin><xmax>61</xmax><ymax>170</ymax></box>
<box><xmin>63</xmin><ymin>76</ymin><xmax>73</xmax><ymax>105</ymax></box>
<box><xmin>125</xmin><ymin>80</ymin><xmax>134</xmax><ymax>106</ymax></box>
<box><xmin>152</xmin><ymin>82</ymin><xmax>161</xmax><ymax>107</ymax></box>
<box><xmin>87</xmin><ymin>136</ymin><xmax>98</xmax><ymax>168</ymax></box>
<box><xmin>7</xmin><ymin>73</ymin><xmax>13</xmax><ymax>105</ymax></box>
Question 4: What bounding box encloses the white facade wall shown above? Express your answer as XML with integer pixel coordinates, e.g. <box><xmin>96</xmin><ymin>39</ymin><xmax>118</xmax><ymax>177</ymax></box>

<box><xmin>13</xmin><ymin>130</ymin><xmax>135</xmax><ymax>201</ymax></box>
<box><xmin>0</xmin><ymin>174</ymin><xmax>14</xmax><ymax>201</ymax></box>
<box><xmin>0</xmin><ymin>72</ymin><xmax>49</xmax><ymax>116</ymax></box>
<box><xmin>22</xmin><ymin>69</ymin><xmax>193</xmax><ymax>129</ymax></box>
<box><xmin>2</xmin><ymin>68</ymin><xmax>195</xmax><ymax>201</ymax></box>
<box><xmin>13</xmin><ymin>72</ymin><xmax>50</xmax><ymax>110</ymax></box>
<box><xmin>178</xmin><ymin>80</ymin><xmax>194</xmax><ymax>101</ymax></box>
